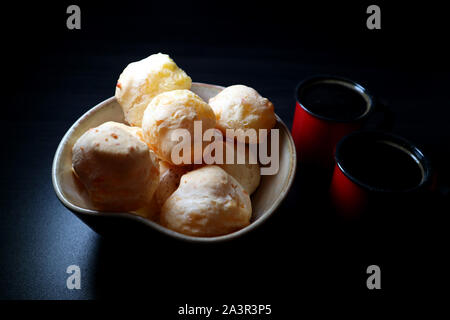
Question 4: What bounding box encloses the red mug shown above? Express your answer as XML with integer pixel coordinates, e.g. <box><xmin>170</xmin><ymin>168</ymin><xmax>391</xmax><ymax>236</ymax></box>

<box><xmin>330</xmin><ymin>131</ymin><xmax>432</xmax><ymax>219</ymax></box>
<box><xmin>291</xmin><ymin>76</ymin><xmax>381</xmax><ymax>170</ymax></box>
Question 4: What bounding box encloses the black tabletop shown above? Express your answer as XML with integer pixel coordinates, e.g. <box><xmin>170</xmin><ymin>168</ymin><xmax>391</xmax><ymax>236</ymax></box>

<box><xmin>1</xmin><ymin>1</ymin><xmax>449</xmax><ymax>305</ymax></box>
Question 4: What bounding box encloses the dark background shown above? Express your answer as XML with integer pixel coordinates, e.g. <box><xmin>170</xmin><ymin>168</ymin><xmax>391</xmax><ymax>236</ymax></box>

<box><xmin>0</xmin><ymin>0</ymin><xmax>449</xmax><ymax>309</ymax></box>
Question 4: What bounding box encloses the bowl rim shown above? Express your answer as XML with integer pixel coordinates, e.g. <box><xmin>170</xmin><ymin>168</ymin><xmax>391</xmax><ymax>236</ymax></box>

<box><xmin>52</xmin><ymin>82</ymin><xmax>297</xmax><ymax>243</ymax></box>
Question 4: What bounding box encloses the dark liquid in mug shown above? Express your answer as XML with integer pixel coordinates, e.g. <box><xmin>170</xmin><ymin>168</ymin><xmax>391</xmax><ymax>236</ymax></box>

<box><xmin>299</xmin><ymin>82</ymin><xmax>369</xmax><ymax>121</ymax></box>
<box><xmin>341</xmin><ymin>141</ymin><xmax>424</xmax><ymax>191</ymax></box>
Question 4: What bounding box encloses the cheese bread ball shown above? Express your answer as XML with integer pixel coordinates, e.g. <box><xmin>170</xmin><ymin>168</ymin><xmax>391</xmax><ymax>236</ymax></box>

<box><xmin>72</xmin><ymin>121</ymin><xmax>159</xmax><ymax>211</ymax></box>
<box><xmin>208</xmin><ymin>85</ymin><xmax>276</xmax><ymax>140</ymax></box>
<box><xmin>159</xmin><ymin>160</ymin><xmax>173</xmax><ymax>176</ymax></box>
<box><xmin>115</xmin><ymin>53</ymin><xmax>192</xmax><ymax>127</ymax></box>
<box><xmin>154</xmin><ymin>164</ymin><xmax>191</xmax><ymax>208</ymax></box>
<box><xmin>142</xmin><ymin>89</ymin><xmax>216</xmax><ymax>165</ymax></box>
<box><xmin>218</xmin><ymin>141</ymin><xmax>261</xmax><ymax>195</ymax></box>
<box><xmin>136</xmin><ymin>163</ymin><xmax>192</xmax><ymax>221</ymax></box>
<box><xmin>133</xmin><ymin>196</ymin><xmax>161</xmax><ymax>221</ymax></box>
<box><xmin>160</xmin><ymin>166</ymin><xmax>252</xmax><ymax>237</ymax></box>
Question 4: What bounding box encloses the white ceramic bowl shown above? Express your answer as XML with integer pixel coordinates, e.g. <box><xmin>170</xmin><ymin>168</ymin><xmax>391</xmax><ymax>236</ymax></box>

<box><xmin>52</xmin><ymin>83</ymin><xmax>297</xmax><ymax>242</ymax></box>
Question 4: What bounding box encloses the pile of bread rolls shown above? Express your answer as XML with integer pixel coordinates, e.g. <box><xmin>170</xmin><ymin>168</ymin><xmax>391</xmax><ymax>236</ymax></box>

<box><xmin>71</xmin><ymin>53</ymin><xmax>276</xmax><ymax>237</ymax></box>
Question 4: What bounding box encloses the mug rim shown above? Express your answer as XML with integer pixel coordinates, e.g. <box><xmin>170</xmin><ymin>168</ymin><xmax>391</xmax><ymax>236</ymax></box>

<box><xmin>295</xmin><ymin>75</ymin><xmax>375</xmax><ymax>123</ymax></box>
<box><xmin>334</xmin><ymin>130</ymin><xmax>432</xmax><ymax>193</ymax></box>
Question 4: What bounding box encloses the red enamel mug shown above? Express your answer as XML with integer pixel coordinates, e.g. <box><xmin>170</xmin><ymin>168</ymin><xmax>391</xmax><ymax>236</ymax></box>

<box><xmin>291</xmin><ymin>76</ymin><xmax>377</xmax><ymax>170</ymax></box>
<box><xmin>330</xmin><ymin>131</ymin><xmax>433</xmax><ymax>219</ymax></box>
